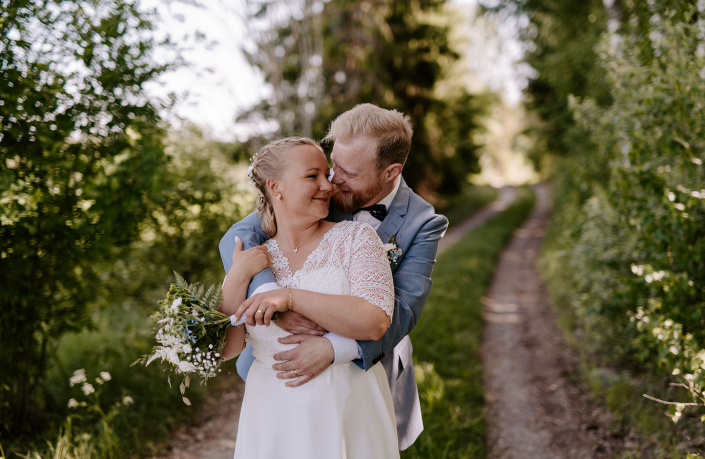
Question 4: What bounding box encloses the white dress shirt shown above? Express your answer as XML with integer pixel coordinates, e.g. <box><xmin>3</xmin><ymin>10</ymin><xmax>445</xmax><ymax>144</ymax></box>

<box><xmin>251</xmin><ymin>177</ymin><xmax>401</xmax><ymax>364</ymax></box>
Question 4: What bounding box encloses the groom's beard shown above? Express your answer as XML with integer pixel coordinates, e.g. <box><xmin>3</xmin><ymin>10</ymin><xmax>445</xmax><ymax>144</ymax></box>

<box><xmin>332</xmin><ymin>179</ymin><xmax>385</xmax><ymax>214</ymax></box>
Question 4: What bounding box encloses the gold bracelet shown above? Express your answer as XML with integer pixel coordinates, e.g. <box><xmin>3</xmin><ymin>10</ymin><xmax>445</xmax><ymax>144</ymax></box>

<box><xmin>287</xmin><ymin>287</ymin><xmax>294</xmax><ymax>312</ymax></box>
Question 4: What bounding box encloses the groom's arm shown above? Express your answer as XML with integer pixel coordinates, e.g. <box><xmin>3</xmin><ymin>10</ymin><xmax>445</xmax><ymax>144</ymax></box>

<box><xmin>219</xmin><ymin>210</ymin><xmax>276</xmax><ymax>296</ymax></box>
<box><xmin>356</xmin><ymin>213</ymin><xmax>448</xmax><ymax>370</ymax></box>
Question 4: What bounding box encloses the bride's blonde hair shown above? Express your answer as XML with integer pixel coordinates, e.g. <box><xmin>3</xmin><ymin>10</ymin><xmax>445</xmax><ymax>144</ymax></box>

<box><xmin>250</xmin><ymin>137</ymin><xmax>325</xmax><ymax>237</ymax></box>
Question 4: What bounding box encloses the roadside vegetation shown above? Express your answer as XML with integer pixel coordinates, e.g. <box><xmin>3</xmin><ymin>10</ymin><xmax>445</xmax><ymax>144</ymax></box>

<box><xmin>435</xmin><ymin>185</ymin><xmax>499</xmax><ymax>230</ymax></box>
<box><xmin>495</xmin><ymin>0</ymin><xmax>705</xmax><ymax>455</ymax></box>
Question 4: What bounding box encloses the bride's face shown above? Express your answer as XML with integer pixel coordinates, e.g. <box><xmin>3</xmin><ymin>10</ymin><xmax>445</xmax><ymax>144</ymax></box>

<box><xmin>270</xmin><ymin>145</ymin><xmax>333</xmax><ymax>222</ymax></box>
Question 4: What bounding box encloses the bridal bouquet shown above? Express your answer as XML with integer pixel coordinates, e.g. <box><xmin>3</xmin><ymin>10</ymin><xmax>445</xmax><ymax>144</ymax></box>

<box><xmin>133</xmin><ymin>272</ymin><xmax>236</xmax><ymax>405</ymax></box>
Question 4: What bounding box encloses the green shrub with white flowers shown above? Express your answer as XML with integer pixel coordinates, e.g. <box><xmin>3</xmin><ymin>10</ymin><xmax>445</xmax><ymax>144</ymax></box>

<box><xmin>542</xmin><ymin>10</ymin><xmax>705</xmax><ymax>416</ymax></box>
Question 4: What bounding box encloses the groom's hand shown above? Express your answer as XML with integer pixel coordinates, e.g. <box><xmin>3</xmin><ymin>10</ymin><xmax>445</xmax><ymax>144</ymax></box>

<box><xmin>272</xmin><ymin>335</ymin><xmax>334</xmax><ymax>387</ymax></box>
<box><xmin>275</xmin><ymin>311</ymin><xmax>327</xmax><ymax>336</ymax></box>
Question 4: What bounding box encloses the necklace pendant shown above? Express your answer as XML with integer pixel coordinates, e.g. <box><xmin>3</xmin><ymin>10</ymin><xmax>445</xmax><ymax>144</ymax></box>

<box><xmin>294</xmin><ymin>247</ymin><xmax>299</xmax><ymax>253</ymax></box>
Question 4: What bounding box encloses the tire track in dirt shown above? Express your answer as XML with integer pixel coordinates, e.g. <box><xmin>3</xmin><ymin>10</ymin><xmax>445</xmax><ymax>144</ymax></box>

<box><xmin>482</xmin><ymin>184</ymin><xmax>623</xmax><ymax>459</ymax></box>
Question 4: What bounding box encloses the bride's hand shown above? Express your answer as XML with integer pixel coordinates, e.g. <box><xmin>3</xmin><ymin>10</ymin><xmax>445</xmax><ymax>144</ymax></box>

<box><xmin>235</xmin><ymin>289</ymin><xmax>290</xmax><ymax>326</ymax></box>
<box><xmin>230</xmin><ymin>236</ymin><xmax>271</xmax><ymax>279</ymax></box>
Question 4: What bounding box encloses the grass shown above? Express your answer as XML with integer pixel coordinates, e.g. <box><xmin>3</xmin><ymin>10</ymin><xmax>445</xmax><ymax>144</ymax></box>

<box><xmin>6</xmin><ymin>303</ymin><xmax>211</xmax><ymax>458</ymax></box>
<box><xmin>435</xmin><ymin>185</ymin><xmax>499</xmax><ymax>230</ymax></box>
<box><xmin>402</xmin><ymin>187</ymin><xmax>536</xmax><ymax>459</ymax></box>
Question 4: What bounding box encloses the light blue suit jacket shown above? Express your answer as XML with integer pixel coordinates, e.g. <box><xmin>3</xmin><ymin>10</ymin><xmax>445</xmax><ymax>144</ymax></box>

<box><xmin>218</xmin><ymin>177</ymin><xmax>448</xmax><ymax>450</ymax></box>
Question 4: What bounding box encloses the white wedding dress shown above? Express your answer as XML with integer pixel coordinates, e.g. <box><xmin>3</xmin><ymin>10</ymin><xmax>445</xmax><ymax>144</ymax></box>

<box><xmin>233</xmin><ymin>221</ymin><xmax>400</xmax><ymax>459</ymax></box>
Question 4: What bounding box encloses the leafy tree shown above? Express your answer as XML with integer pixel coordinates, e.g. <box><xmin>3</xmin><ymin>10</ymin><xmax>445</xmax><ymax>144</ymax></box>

<box><xmin>0</xmin><ymin>0</ymin><xmax>171</xmax><ymax>435</ymax></box>
<box><xmin>236</xmin><ymin>0</ymin><xmax>486</xmax><ymax>196</ymax></box>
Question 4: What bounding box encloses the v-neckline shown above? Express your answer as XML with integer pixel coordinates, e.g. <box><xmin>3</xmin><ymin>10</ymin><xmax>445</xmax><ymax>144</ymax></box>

<box><xmin>269</xmin><ymin>223</ymin><xmax>340</xmax><ymax>280</ymax></box>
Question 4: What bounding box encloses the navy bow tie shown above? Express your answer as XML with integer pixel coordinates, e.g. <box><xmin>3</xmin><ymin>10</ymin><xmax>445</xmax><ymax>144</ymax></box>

<box><xmin>354</xmin><ymin>204</ymin><xmax>387</xmax><ymax>221</ymax></box>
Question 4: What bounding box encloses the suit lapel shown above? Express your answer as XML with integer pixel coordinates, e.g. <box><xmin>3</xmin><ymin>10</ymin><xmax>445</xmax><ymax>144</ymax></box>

<box><xmin>376</xmin><ymin>177</ymin><xmax>410</xmax><ymax>245</ymax></box>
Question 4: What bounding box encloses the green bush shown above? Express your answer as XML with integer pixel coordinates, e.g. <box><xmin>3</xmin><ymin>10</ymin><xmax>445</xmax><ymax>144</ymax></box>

<box><xmin>542</xmin><ymin>9</ymin><xmax>705</xmax><ymax>417</ymax></box>
<box><xmin>0</xmin><ymin>0</ymin><xmax>173</xmax><ymax>436</ymax></box>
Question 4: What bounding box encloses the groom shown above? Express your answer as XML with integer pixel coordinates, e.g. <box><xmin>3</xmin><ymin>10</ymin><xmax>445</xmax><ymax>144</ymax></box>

<box><xmin>219</xmin><ymin>103</ymin><xmax>448</xmax><ymax>451</ymax></box>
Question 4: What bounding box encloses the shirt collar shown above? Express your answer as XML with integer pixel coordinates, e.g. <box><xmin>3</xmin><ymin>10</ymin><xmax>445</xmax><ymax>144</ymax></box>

<box><xmin>377</xmin><ymin>176</ymin><xmax>401</xmax><ymax>211</ymax></box>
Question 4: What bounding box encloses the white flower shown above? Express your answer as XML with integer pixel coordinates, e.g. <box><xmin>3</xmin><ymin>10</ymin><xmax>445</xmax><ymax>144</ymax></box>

<box><xmin>675</xmin><ymin>203</ymin><xmax>686</xmax><ymax>211</ymax></box>
<box><xmin>68</xmin><ymin>398</ymin><xmax>79</xmax><ymax>408</ymax></box>
<box><xmin>668</xmin><ymin>192</ymin><xmax>676</xmax><ymax>202</ymax></box>
<box><xmin>122</xmin><ymin>396</ymin><xmax>134</xmax><ymax>405</ymax></box>
<box><xmin>182</xmin><ymin>343</ymin><xmax>192</xmax><ymax>354</ymax></box>
<box><xmin>171</xmin><ymin>297</ymin><xmax>182</xmax><ymax>310</ymax></box>
<box><xmin>69</xmin><ymin>369</ymin><xmax>86</xmax><ymax>387</ymax></box>
<box><xmin>178</xmin><ymin>361</ymin><xmax>197</xmax><ymax>373</ymax></box>
<box><xmin>209</xmin><ymin>344</ymin><xmax>213</xmax><ymax>349</ymax></box>
<box><xmin>81</xmin><ymin>383</ymin><xmax>95</xmax><ymax>395</ymax></box>
<box><xmin>100</xmin><ymin>371</ymin><xmax>111</xmax><ymax>381</ymax></box>
<box><xmin>383</xmin><ymin>243</ymin><xmax>396</xmax><ymax>252</ymax></box>
<box><xmin>167</xmin><ymin>349</ymin><xmax>180</xmax><ymax>365</ymax></box>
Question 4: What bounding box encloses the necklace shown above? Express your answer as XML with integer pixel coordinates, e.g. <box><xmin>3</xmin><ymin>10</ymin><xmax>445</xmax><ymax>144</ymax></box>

<box><xmin>292</xmin><ymin>222</ymin><xmax>321</xmax><ymax>253</ymax></box>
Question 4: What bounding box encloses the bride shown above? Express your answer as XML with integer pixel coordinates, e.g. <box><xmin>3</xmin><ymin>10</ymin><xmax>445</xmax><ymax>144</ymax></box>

<box><xmin>219</xmin><ymin>137</ymin><xmax>400</xmax><ymax>459</ymax></box>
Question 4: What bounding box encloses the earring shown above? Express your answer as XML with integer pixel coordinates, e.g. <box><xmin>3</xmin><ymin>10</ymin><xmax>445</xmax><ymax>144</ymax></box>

<box><xmin>276</xmin><ymin>194</ymin><xmax>282</xmax><ymax>200</ymax></box>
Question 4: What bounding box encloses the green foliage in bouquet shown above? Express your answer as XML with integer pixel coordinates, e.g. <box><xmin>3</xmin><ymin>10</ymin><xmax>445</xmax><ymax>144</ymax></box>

<box><xmin>133</xmin><ymin>273</ymin><xmax>232</xmax><ymax>405</ymax></box>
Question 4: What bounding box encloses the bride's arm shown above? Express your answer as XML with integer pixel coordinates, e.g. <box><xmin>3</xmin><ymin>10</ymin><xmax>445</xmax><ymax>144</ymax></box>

<box><xmin>235</xmin><ymin>225</ymin><xmax>394</xmax><ymax>341</ymax></box>
<box><xmin>220</xmin><ymin>237</ymin><xmax>272</xmax><ymax>360</ymax></box>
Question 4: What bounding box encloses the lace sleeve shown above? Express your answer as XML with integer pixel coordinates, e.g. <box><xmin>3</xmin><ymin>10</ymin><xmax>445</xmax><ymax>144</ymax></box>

<box><xmin>348</xmin><ymin>223</ymin><xmax>395</xmax><ymax>318</ymax></box>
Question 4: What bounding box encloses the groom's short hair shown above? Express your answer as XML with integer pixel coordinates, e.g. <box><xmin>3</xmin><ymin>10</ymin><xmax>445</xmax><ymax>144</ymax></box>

<box><xmin>324</xmin><ymin>104</ymin><xmax>413</xmax><ymax>170</ymax></box>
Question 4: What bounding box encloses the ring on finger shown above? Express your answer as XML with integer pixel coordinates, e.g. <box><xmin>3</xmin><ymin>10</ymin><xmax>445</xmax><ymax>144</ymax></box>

<box><xmin>294</xmin><ymin>369</ymin><xmax>300</xmax><ymax>376</ymax></box>
<box><xmin>256</xmin><ymin>309</ymin><xmax>263</xmax><ymax>315</ymax></box>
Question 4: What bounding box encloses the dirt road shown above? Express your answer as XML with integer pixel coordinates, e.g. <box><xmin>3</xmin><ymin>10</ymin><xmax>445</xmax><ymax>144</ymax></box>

<box><xmin>482</xmin><ymin>184</ymin><xmax>622</xmax><ymax>458</ymax></box>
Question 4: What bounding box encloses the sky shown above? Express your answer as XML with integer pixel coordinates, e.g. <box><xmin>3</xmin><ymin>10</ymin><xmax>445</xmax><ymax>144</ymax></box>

<box><xmin>143</xmin><ymin>0</ymin><xmax>533</xmax><ymax>142</ymax></box>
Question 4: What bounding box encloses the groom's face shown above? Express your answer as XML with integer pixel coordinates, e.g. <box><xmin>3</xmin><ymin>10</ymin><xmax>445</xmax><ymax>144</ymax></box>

<box><xmin>330</xmin><ymin>136</ymin><xmax>385</xmax><ymax>214</ymax></box>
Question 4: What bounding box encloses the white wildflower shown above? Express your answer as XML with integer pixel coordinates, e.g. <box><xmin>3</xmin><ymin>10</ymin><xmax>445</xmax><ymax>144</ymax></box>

<box><xmin>171</xmin><ymin>297</ymin><xmax>182</xmax><ymax>310</ymax></box>
<box><xmin>182</xmin><ymin>343</ymin><xmax>192</xmax><ymax>354</ymax></box>
<box><xmin>122</xmin><ymin>395</ymin><xmax>134</xmax><ymax>405</ymax></box>
<box><xmin>668</xmin><ymin>192</ymin><xmax>676</xmax><ymax>201</ymax></box>
<box><xmin>81</xmin><ymin>383</ymin><xmax>95</xmax><ymax>395</ymax></box>
<box><xmin>209</xmin><ymin>344</ymin><xmax>213</xmax><ymax>349</ymax></box>
<box><xmin>69</xmin><ymin>369</ymin><xmax>86</xmax><ymax>387</ymax></box>
<box><xmin>68</xmin><ymin>398</ymin><xmax>79</xmax><ymax>408</ymax></box>
<box><xmin>645</xmin><ymin>274</ymin><xmax>653</xmax><ymax>283</ymax></box>
<box><xmin>693</xmin><ymin>157</ymin><xmax>702</xmax><ymax>165</ymax></box>
<box><xmin>167</xmin><ymin>348</ymin><xmax>180</xmax><ymax>365</ymax></box>
<box><xmin>100</xmin><ymin>371</ymin><xmax>111</xmax><ymax>381</ymax></box>
<box><xmin>675</xmin><ymin>203</ymin><xmax>685</xmax><ymax>211</ymax></box>
<box><xmin>178</xmin><ymin>361</ymin><xmax>197</xmax><ymax>373</ymax></box>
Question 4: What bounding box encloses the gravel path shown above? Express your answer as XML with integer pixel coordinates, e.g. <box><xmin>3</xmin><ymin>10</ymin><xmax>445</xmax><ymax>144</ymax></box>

<box><xmin>482</xmin><ymin>184</ymin><xmax>623</xmax><ymax>459</ymax></box>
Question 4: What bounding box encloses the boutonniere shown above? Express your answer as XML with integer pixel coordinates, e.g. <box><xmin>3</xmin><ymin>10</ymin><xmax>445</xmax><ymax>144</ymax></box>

<box><xmin>383</xmin><ymin>235</ymin><xmax>403</xmax><ymax>264</ymax></box>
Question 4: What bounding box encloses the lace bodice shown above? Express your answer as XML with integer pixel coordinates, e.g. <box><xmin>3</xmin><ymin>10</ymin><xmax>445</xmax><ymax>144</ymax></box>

<box><xmin>246</xmin><ymin>221</ymin><xmax>395</xmax><ymax>368</ymax></box>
